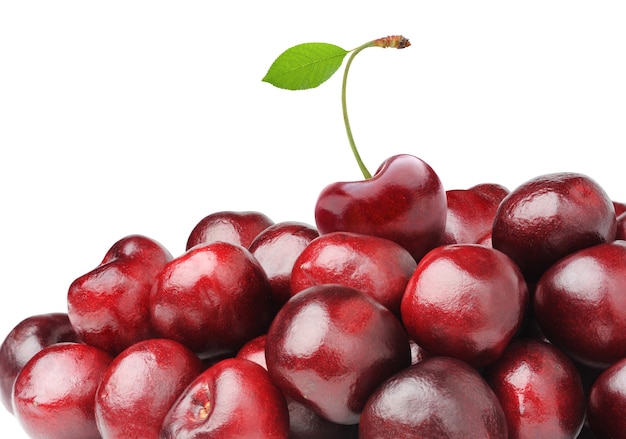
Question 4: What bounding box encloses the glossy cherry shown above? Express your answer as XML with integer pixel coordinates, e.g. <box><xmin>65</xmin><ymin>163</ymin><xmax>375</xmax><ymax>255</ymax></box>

<box><xmin>150</xmin><ymin>241</ymin><xmax>274</xmax><ymax>360</ymax></box>
<box><xmin>248</xmin><ymin>221</ymin><xmax>319</xmax><ymax>310</ymax></box>
<box><xmin>315</xmin><ymin>153</ymin><xmax>447</xmax><ymax>262</ymax></box>
<box><xmin>0</xmin><ymin>313</ymin><xmax>78</xmax><ymax>414</ymax></box>
<box><xmin>616</xmin><ymin>211</ymin><xmax>626</xmax><ymax>240</ymax></box>
<box><xmin>95</xmin><ymin>338</ymin><xmax>204</xmax><ymax>439</ymax></box>
<box><xmin>401</xmin><ymin>243</ymin><xmax>529</xmax><ymax>368</ymax></box>
<box><xmin>586</xmin><ymin>356</ymin><xmax>626</xmax><ymax>438</ymax></box>
<box><xmin>236</xmin><ymin>334</ymin><xmax>358</xmax><ymax>439</ymax></box>
<box><xmin>265</xmin><ymin>284</ymin><xmax>411</xmax><ymax>425</ymax></box>
<box><xmin>492</xmin><ymin>172</ymin><xmax>617</xmax><ymax>282</ymax></box>
<box><xmin>442</xmin><ymin>183</ymin><xmax>509</xmax><ymax>245</ymax></box>
<box><xmin>12</xmin><ymin>342</ymin><xmax>113</xmax><ymax>439</ymax></box>
<box><xmin>290</xmin><ymin>231</ymin><xmax>417</xmax><ymax>317</ymax></box>
<box><xmin>483</xmin><ymin>338</ymin><xmax>586</xmax><ymax>438</ymax></box>
<box><xmin>67</xmin><ymin>234</ymin><xmax>173</xmax><ymax>355</ymax></box>
<box><xmin>534</xmin><ymin>240</ymin><xmax>626</xmax><ymax>368</ymax></box>
<box><xmin>359</xmin><ymin>356</ymin><xmax>508</xmax><ymax>438</ymax></box>
<box><xmin>186</xmin><ymin>210</ymin><xmax>274</xmax><ymax>250</ymax></box>
<box><xmin>161</xmin><ymin>357</ymin><xmax>289</xmax><ymax>439</ymax></box>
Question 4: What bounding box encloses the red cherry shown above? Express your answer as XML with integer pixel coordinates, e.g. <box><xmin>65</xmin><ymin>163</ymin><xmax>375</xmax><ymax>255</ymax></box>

<box><xmin>534</xmin><ymin>240</ymin><xmax>626</xmax><ymax>368</ymax></box>
<box><xmin>161</xmin><ymin>357</ymin><xmax>290</xmax><ymax>439</ymax></box>
<box><xmin>265</xmin><ymin>284</ymin><xmax>411</xmax><ymax>425</ymax></box>
<box><xmin>401</xmin><ymin>244</ymin><xmax>529</xmax><ymax>368</ymax></box>
<box><xmin>492</xmin><ymin>172</ymin><xmax>617</xmax><ymax>282</ymax></box>
<box><xmin>94</xmin><ymin>338</ymin><xmax>204</xmax><ymax>438</ymax></box>
<box><xmin>290</xmin><ymin>231</ymin><xmax>417</xmax><ymax>317</ymax></box>
<box><xmin>587</xmin><ymin>356</ymin><xmax>626</xmax><ymax>438</ymax></box>
<box><xmin>442</xmin><ymin>183</ymin><xmax>508</xmax><ymax>245</ymax></box>
<box><xmin>616</xmin><ymin>211</ymin><xmax>626</xmax><ymax>240</ymax></box>
<box><xmin>483</xmin><ymin>338</ymin><xmax>586</xmax><ymax>438</ymax></box>
<box><xmin>359</xmin><ymin>356</ymin><xmax>508</xmax><ymax>438</ymax></box>
<box><xmin>186</xmin><ymin>210</ymin><xmax>274</xmax><ymax>250</ymax></box>
<box><xmin>248</xmin><ymin>221</ymin><xmax>320</xmax><ymax>310</ymax></box>
<box><xmin>67</xmin><ymin>234</ymin><xmax>172</xmax><ymax>355</ymax></box>
<box><xmin>235</xmin><ymin>334</ymin><xmax>358</xmax><ymax>439</ymax></box>
<box><xmin>314</xmin><ymin>154</ymin><xmax>447</xmax><ymax>262</ymax></box>
<box><xmin>12</xmin><ymin>342</ymin><xmax>113</xmax><ymax>439</ymax></box>
<box><xmin>0</xmin><ymin>313</ymin><xmax>78</xmax><ymax>414</ymax></box>
<box><xmin>149</xmin><ymin>241</ymin><xmax>274</xmax><ymax>360</ymax></box>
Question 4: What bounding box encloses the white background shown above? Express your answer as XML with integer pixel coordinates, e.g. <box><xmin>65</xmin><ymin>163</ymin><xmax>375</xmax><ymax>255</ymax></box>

<box><xmin>1</xmin><ymin>1</ymin><xmax>625</xmax><ymax>436</ymax></box>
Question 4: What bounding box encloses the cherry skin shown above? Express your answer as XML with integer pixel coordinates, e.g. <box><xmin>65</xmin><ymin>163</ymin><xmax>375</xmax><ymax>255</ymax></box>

<box><xmin>236</xmin><ymin>334</ymin><xmax>359</xmax><ymax>439</ymax></box>
<box><xmin>95</xmin><ymin>338</ymin><xmax>204</xmax><ymax>439</ymax></box>
<box><xmin>0</xmin><ymin>313</ymin><xmax>78</xmax><ymax>414</ymax></box>
<box><xmin>492</xmin><ymin>172</ymin><xmax>617</xmax><ymax>282</ymax></box>
<box><xmin>483</xmin><ymin>338</ymin><xmax>586</xmax><ymax>438</ymax></box>
<box><xmin>67</xmin><ymin>234</ymin><xmax>173</xmax><ymax>355</ymax></box>
<box><xmin>149</xmin><ymin>241</ymin><xmax>274</xmax><ymax>361</ymax></box>
<box><xmin>586</xmin><ymin>356</ymin><xmax>626</xmax><ymax>438</ymax></box>
<box><xmin>314</xmin><ymin>154</ymin><xmax>447</xmax><ymax>262</ymax></box>
<box><xmin>613</xmin><ymin>200</ymin><xmax>626</xmax><ymax>217</ymax></box>
<box><xmin>265</xmin><ymin>284</ymin><xmax>411</xmax><ymax>425</ymax></box>
<box><xmin>290</xmin><ymin>231</ymin><xmax>417</xmax><ymax>317</ymax></box>
<box><xmin>533</xmin><ymin>240</ymin><xmax>626</xmax><ymax>368</ymax></box>
<box><xmin>161</xmin><ymin>357</ymin><xmax>289</xmax><ymax>439</ymax></box>
<box><xmin>616</xmin><ymin>210</ymin><xmax>626</xmax><ymax>240</ymax></box>
<box><xmin>248</xmin><ymin>221</ymin><xmax>319</xmax><ymax>310</ymax></box>
<box><xmin>442</xmin><ymin>183</ymin><xmax>509</xmax><ymax>245</ymax></box>
<box><xmin>12</xmin><ymin>342</ymin><xmax>113</xmax><ymax>439</ymax></box>
<box><xmin>401</xmin><ymin>243</ymin><xmax>529</xmax><ymax>368</ymax></box>
<box><xmin>186</xmin><ymin>210</ymin><xmax>274</xmax><ymax>250</ymax></box>
<box><xmin>359</xmin><ymin>356</ymin><xmax>508</xmax><ymax>438</ymax></box>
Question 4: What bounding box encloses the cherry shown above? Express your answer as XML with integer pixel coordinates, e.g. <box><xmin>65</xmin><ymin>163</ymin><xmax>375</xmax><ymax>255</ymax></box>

<box><xmin>67</xmin><ymin>234</ymin><xmax>173</xmax><ymax>355</ymax></box>
<box><xmin>95</xmin><ymin>338</ymin><xmax>204</xmax><ymax>438</ymax></box>
<box><xmin>248</xmin><ymin>221</ymin><xmax>319</xmax><ymax>310</ymax></box>
<box><xmin>359</xmin><ymin>356</ymin><xmax>508</xmax><ymax>438</ymax></box>
<box><xmin>161</xmin><ymin>357</ymin><xmax>289</xmax><ymax>439</ymax></box>
<box><xmin>186</xmin><ymin>210</ymin><xmax>274</xmax><ymax>250</ymax></box>
<box><xmin>616</xmin><ymin>210</ymin><xmax>626</xmax><ymax>240</ymax></box>
<box><xmin>315</xmin><ymin>153</ymin><xmax>447</xmax><ymax>262</ymax></box>
<box><xmin>401</xmin><ymin>243</ymin><xmax>529</xmax><ymax>368</ymax></box>
<box><xmin>236</xmin><ymin>334</ymin><xmax>359</xmax><ymax>439</ymax></box>
<box><xmin>442</xmin><ymin>183</ymin><xmax>509</xmax><ymax>245</ymax></box>
<box><xmin>290</xmin><ymin>230</ymin><xmax>417</xmax><ymax>317</ymax></box>
<box><xmin>483</xmin><ymin>338</ymin><xmax>586</xmax><ymax>438</ymax></box>
<box><xmin>12</xmin><ymin>342</ymin><xmax>113</xmax><ymax>439</ymax></box>
<box><xmin>265</xmin><ymin>284</ymin><xmax>411</xmax><ymax>425</ymax></box>
<box><xmin>149</xmin><ymin>240</ymin><xmax>274</xmax><ymax>361</ymax></box>
<box><xmin>586</xmin><ymin>356</ymin><xmax>626</xmax><ymax>438</ymax></box>
<box><xmin>0</xmin><ymin>313</ymin><xmax>78</xmax><ymax>414</ymax></box>
<box><xmin>534</xmin><ymin>240</ymin><xmax>626</xmax><ymax>368</ymax></box>
<box><xmin>492</xmin><ymin>172</ymin><xmax>617</xmax><ymax>282</ymax></box>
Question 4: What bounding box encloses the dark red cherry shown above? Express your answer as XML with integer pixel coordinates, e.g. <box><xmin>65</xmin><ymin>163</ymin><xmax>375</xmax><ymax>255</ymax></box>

<box><xmin>314</xmin><ymin>154</ymin><xmax>447</xmax><ymax>262</ymax></box>
<box><xmin>492</xmin><ymin>172</ymin><xmax>616</xmax><ymax>282</ymax></box>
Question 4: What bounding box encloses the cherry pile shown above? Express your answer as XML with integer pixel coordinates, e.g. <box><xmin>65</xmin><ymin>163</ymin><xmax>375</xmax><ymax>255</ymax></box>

<box><xmin>2</xmin><ymin>35</ymin><xmax>626</xmax><ymax>438</ymax></box>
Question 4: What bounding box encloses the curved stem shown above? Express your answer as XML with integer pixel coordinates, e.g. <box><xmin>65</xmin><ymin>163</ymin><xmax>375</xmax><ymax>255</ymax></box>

<box><xmin>341</xmin><ymin>36</ymin><xmax>410</xmax><ymax>179</ymax></box>
<box><xmin>342</xmin><ymin>42</ymin><xmax>374</xmax><ymax>179</ymax></box>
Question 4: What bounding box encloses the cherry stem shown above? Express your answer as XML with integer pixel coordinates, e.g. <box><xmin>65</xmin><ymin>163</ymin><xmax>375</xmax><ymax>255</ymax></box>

<box><xmin>342</xmin><ymin>36</ymin><xmax>410</xmax><ymax>179</ymax></box>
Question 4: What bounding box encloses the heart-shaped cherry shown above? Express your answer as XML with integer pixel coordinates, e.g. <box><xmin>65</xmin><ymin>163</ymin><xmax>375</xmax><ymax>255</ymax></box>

<box><xmin>315</xmin><ymin>153</ymin><xmax>447</xmax><ymax>262</ymax></box>
<box><xmin>67</xmin><ymin>234</ymin><xmax>173</xmax><ymax>355</ymax></box>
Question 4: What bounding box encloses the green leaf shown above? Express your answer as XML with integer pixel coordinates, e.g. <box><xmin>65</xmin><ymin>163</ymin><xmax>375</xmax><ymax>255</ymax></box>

<box><xmin>262</xmin><ymin>42</ymin><xmax>349</xmax><ymax>90</ymax></box>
